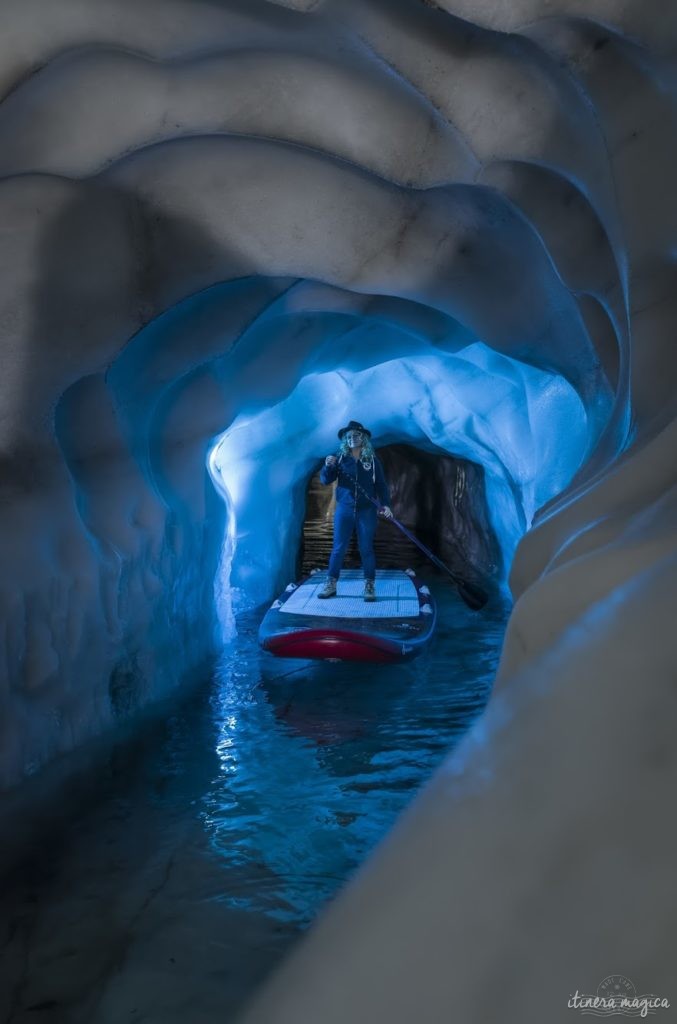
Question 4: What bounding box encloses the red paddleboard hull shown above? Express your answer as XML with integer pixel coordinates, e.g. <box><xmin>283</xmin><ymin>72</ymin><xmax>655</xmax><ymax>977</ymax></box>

<box><xmin>262</xmin><ymin>628</ymin><xmax>404</xmax><ymax>663</ymax></box>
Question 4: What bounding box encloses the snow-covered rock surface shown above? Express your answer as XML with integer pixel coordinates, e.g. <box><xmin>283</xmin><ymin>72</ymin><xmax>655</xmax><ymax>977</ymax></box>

<box><xmin>0</xmin><ymin>0</ymin><xmax>675</xmax><ymax>1019</ymax></box>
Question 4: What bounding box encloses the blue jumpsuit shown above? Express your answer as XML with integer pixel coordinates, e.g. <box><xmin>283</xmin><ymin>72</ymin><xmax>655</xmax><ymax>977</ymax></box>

<box><xmin>319</xmin><ymin>454</ymin><xmax>390</xmax><ymax>581</ymax></box>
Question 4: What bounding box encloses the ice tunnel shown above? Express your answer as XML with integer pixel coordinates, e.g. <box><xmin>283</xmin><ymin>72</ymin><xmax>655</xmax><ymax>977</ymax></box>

<box><xmin>0</xmin><ymin>0</ymin><xmax>676</xmax><ymax>1021</ymax></box>
<box><xmin>208</xmin><ymin>351</ymin><xmax>589</xmax><ymax>618</ymax></box>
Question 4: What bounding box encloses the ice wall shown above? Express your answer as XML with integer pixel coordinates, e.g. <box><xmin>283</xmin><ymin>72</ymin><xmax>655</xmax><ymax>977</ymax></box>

<box><xmin>0</xmin><ymin>0</ymin><xmax>675</xmax><ymax>1017</ymax></box>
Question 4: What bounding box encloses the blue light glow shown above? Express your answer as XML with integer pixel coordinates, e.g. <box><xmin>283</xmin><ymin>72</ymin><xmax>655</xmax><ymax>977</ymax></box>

<box><xmin>207</xmin><ymin>344</ymin><xmax>589</xmax><ymax>626</ymax></box>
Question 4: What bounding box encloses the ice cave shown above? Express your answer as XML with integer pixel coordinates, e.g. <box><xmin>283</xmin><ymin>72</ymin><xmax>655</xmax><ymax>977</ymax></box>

<box><xmin>0</xmin><ymin>1</ymin><xmax>675</xmax><ymax>1022</ymax></box>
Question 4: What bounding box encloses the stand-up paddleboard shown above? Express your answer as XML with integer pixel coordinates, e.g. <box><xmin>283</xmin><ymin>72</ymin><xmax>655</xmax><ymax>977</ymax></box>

<box><xmin>258</xmin><ymin>568</ymin><xmax>436</xmax><ymax>663</ymax></box>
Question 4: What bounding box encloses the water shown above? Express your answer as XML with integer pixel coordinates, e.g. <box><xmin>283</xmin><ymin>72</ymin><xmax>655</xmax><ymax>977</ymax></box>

<box><xmin>0</xmin><ymin>582</ymin><xmax>509</xmax><ymax>1024</ymax></box>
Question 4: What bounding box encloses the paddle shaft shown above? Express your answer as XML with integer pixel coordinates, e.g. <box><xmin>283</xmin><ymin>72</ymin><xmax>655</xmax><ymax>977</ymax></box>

<box><xmin>329</xmin><ymin>458</ymin><xmax>483</xmax><ymax>602</ymax></box>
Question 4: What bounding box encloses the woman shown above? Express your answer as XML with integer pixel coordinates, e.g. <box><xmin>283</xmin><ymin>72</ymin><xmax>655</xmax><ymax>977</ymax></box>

<box><xmin>318</xmin><ymin>420</ymin><xmax>393</xmax><ymax>602</ymax></box>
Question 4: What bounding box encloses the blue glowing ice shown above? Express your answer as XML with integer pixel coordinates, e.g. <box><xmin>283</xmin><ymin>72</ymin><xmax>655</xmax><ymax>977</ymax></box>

<box><xmin>208</xmin><ymin>345</ymin><xmax>588</xmax><ymax>627</ymax></box>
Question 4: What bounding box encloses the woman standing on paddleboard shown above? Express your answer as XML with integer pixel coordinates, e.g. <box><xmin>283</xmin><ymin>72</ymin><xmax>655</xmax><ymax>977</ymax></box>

<box><xmin>318</xmin><ymin>420</ymin><xmax>393</xmax><ymax>602</ymax></box>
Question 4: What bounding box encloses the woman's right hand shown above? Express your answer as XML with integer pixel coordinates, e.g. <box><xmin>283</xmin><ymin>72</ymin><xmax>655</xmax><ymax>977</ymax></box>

<box><xmin>325</xmin><ymin>455</ymin><xmax>338</xmax><ymax>467</ymax></box>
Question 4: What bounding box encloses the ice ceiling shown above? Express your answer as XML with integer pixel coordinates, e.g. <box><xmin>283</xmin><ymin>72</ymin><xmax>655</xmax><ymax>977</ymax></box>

<box><xmin>0</xmin><ymin>0</ymin><xmax>676</xmax><ymax>1011</ymax></box>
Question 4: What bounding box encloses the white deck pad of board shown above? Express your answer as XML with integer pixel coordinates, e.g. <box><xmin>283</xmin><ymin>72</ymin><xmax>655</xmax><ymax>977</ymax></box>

<box><xmin>279</xmin><ymin>569</ymin><xmax>420</xmax><ymax>619</ymax></box>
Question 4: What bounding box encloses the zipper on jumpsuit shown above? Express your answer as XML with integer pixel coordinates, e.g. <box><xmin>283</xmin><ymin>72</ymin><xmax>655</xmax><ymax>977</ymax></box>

<box><xmin>350</xmin><ymin>456</ymin><xmax>376</xmax><ymax>516</ymax></box>
<box><xmin>339</xmin><ymin>453</ymin><xmax>358</xmax><ymax>525</ymax></box>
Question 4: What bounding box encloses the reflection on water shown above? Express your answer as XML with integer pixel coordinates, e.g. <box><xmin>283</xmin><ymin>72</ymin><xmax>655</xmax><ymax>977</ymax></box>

<box><xmin>202</xmin><ymin>582</ymin><xmax>508</xmax><ymax>924</ymax></box>
<box><xmin>0</xmin><ymin>581</ymin><xmax>509</xmax><ymax>1022</ymax></box>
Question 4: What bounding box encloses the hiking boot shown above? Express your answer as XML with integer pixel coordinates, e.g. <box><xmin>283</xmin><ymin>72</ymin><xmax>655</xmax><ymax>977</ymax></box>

<box><xmin>318</xmin><ymin>577</ymin><xmax>337</xmax><ymax>599</ymax></box>
<box><xmin>364</xmin><ymin>579</ymin><xmax>376</xmax><ymax>602</ymax></box>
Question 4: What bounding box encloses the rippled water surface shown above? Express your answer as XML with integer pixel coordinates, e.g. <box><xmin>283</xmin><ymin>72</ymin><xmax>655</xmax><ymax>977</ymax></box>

<box><xmin>1</xmin><ymin>582</ymin><xmax>509</xmax><ymax>1024</ymax></box>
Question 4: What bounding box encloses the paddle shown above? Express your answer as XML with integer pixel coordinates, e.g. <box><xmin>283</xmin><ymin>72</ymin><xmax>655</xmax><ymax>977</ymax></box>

<box><xmin>333</xmin><ymin>456</ymin><xmax>491</xmax><ymax>606</ymax></box>
<box><xmin>377</xmin><ymin>513</ymin><xmax>488</xmax><ymax>611</ymax></box>
<box><xmin>333</xmin><ymin>460</ymin><xmax>489</xmax><ymax>611</ymax></box>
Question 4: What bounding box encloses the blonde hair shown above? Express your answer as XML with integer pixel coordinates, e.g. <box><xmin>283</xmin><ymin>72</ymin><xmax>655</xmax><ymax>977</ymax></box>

<box><xmin>339</xmin><ymin>433</ymin><xmax>374</xmax><ymax>468</ymax></box>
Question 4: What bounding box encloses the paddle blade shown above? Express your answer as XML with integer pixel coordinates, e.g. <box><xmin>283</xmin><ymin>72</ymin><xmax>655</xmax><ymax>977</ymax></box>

<box><xmin>458</xmin><ymin>580</ymin><xmax>489</xmax><ymax>611</ymax></box>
